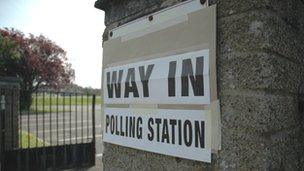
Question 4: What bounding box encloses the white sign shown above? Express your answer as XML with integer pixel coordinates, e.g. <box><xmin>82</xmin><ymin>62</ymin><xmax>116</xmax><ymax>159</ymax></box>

<box><xmin>103</xmin><ymin>108</ymin><xmax>211</xmax><ymax>162</ymax></box>
<box><xmin>103</xmin><ymin>49</ymin><xmax>210</xmax><ymax>105</ymax></box>
<box><xmin>102</xmin><ymin>2</ymin><xmax>219</xmax><ymax>163</ymax></box>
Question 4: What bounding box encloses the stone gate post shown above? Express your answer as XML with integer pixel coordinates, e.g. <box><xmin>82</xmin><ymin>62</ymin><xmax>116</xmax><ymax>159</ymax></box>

<box><xmin>0</xmin><ymin>77</ymin><xmax>20</xmax><ymax>151</ymax></box>
<box><xmin>95</xmin><ymin>0</ymin><xmax>304</xmax><ymax>170</ymax></box>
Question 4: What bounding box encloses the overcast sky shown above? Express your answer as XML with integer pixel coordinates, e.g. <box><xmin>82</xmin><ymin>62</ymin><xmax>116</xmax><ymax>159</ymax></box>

<box><xmin>0</xmin><ymin>0</ymin><xmax>105</xmax><ymax>88</ymax></box>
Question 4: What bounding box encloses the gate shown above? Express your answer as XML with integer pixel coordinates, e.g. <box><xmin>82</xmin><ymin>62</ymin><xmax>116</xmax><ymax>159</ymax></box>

<box><xmin>0</xmin><ymin>89</ymin><xmax>96</xmax><ymax>171</ymax></box>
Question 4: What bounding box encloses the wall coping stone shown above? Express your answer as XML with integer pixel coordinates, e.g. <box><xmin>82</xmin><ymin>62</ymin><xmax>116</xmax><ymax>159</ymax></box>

<box><xmin>0</xmin><ymin>77</ymin><xmax>21</xmax><ymax>83</ymax></box>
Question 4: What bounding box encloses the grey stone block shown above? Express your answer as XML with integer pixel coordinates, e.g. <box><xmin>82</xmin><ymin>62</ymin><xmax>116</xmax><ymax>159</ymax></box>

<box><xmin>268</xmin><ymin>0</ymin><xmax>304</xmax><ymax>32</ymax></box>
<box><xmin>210</xmin><ymin>0</ymin><xmax>268</xmax><ymax>17</ymax></box>
<box><xmin>266</xmin><ymin>126</ymin><xmax>303</xmax><ymax>170</ymax></box>
<box><xmin>218</xmin><ymin>51</ymin><xmax>304</xmax><ymax>93</ymax></box>
<box><xmin>218</xmin><ymin>9</ymin><xmax>304</xmax><ymax>64</ymax></box>
<box><xmin>265</xmin><ymin>14</ymin><xmax>304</xmax><ymax>65</ymax></box>
<box><xmin>218</xmin><ymin>10</ymin><xmax>270</xmax><ymax>57</ymax></box>
<box><xmin>211</xmin><ymin>0</ymin><xmax>304</xmax><ymax>32</ymax></box>
<box><xmin>219</xmin><ymin>129</ymin><xmax>269</xmax><ymax>170</ymax></box>
<box><xmin>220</xmin><ymin>91</ymin><xmax>300</xmax><ymax>133</ymax></box>
<box><xmin>103</xmin><ymin>143</ymin><xmax>215</xmax><ymax>171</ymax></box>
<box><xmin>219</xmin><ymin>126</ymin><xmax>303</xmax><ymax>170</ymax></box>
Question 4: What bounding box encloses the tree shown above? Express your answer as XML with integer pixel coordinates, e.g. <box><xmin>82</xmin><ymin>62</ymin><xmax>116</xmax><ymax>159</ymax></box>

<box><xmin>0</xmin><ymin>30</ymin><xmax>21</xmax><ymax>75</ymax></box>
<box><xmin>0</xmin><ymin>28</ymin><xmax>75</xmax><ymax>108</ymax></box>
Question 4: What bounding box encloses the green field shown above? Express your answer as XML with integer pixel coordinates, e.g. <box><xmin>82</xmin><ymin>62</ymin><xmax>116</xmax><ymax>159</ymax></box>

<box><xmin>31</xmin><ymin>95</ymin><xmax>102</xmax><ymax>106</ymax></box>
<box><xmin>20</xmin><ymin>131</ymin><xmax>45</xmax><ymax>148</ymax></box>
<box><xmin>29</xmin><ymin>106</ymin><xmax>70</xmax><ymax>113</ymax></box>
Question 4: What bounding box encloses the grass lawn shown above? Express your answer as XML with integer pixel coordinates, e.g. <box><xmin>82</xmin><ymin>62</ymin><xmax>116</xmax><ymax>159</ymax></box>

<box><xmin>31</xmin><ymin>95</ymin><xmax>102</xmax><ymax>106</ymax></box>
<box><xmin>29</xmin><ymin>106</ymin><xmax>71</xmax><ymax>113</ymax></box>
<box><xmin>20</xmin><ymin>131</ymin><xmax>45</xmax><ymax>148</ymax></box>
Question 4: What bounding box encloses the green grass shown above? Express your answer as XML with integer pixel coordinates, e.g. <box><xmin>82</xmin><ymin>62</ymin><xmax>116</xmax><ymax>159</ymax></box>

<box><xmin>29</xmin><ymin>106</ymin><xmax>70</xmax><ymax>113</ymax></box>
<box><xmin>20</xmin><ymin>131</ymin><xmax>45</xmax><ymax>148</ymax></box>
<box><xmin>19</xmin><ymin>95</ymin><xmax>102</xmax><ymax>114</ymax></box>
<box><xmin>31</xmin><ymin>95</ymin><xmax>102</xmax><ymax>106</ymax></box>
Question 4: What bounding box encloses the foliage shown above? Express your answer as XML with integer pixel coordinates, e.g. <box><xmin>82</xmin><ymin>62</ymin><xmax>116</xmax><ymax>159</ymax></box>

<box><xmin>0</xmin><ymin>28</ymin><xmax>75</xmax><ymax>91</ymax></box>
<box><xmin>0</xmin><ymin>28</ymin><xmax>75</xmax><ymax>109</ymax></box>
<box><xmin>60</xmin><ymin>83</ymin><xmax>101</xmax><ymax>95</ymax></box>
<box><xmin>0</xmin><ymin>30</ymin><xmax>21</xmax><ymax>75</ymax></box>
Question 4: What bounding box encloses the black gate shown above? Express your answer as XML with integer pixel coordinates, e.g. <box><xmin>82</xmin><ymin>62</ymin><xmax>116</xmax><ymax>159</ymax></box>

<box><xmin>0</xmin><ymin>89</ymin><xmax>96</xmax><ymax>171</ymax></box>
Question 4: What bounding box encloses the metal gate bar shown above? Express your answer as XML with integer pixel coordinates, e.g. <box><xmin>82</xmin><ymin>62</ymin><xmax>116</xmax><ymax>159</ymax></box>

<box><xmin>0</xmin><ymin>88</ymin><xmax>5</xmax><ymax>170</ymax></box>
<box><xmin>1</xmin><ymin>90</ymin><xmax>96</xmax><ymax>171</ymax></box>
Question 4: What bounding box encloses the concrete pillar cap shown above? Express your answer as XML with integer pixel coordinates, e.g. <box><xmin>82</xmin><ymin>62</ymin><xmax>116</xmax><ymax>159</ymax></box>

<box><xmin>94</xmin><ymin>0</ymin><xmax>110</xmax><ymax>11</ymax></box>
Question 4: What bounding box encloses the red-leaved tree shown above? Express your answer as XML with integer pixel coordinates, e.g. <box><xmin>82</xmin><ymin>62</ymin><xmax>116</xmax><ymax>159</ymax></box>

<box><xmin>0</xmin><ymin>28</ymin><xmax>74</xmax><ymax>108</ymax></box>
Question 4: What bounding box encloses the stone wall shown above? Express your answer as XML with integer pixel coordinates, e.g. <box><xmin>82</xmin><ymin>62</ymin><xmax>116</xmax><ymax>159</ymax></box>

<box><xmin>95</xmin><ymin>0</ymin><xmax>304</xmax><ymax>170</ymax></box>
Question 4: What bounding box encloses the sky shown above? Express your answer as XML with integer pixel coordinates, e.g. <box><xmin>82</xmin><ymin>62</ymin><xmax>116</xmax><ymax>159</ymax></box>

<box><xmin>0</xmin><ymin>0</ymin><xmax>105</xmax><ymax>88</ymax></box>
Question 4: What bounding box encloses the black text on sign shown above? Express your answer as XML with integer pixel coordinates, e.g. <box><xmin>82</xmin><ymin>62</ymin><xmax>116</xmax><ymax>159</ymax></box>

<box><xmin>103</xmin><ymin>49</ymin><xmax>210</xmax><ymax>105</ymax></box>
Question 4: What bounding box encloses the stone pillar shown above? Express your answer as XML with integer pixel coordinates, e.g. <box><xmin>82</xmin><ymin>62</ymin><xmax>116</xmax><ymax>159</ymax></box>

<box><xmin>0</xmin><ymin>77</ymin><xmax>20</xmax><ymax>151</ymax></box>
<box><xmin>95</xmin><ymin>0</ymin><xmax>304</xmax><ymax>170</ymax></box>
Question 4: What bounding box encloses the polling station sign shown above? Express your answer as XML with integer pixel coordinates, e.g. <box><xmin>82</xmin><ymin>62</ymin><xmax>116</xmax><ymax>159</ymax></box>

<box><xmin>102</xmin><ymin>1</ymin><xmax>219</xmax><ymax>163</ymax></box>
<box><xmin>103</xmin><ymin>108</ymin><xmax>212</xmax><ymax>162</ymax></box>
<box><xmin>103</xmin><ymin>49</ymin><xmax>210</xmax><ymax>105</ymax></box>
<box><xmin>102</xmin><ymin>49</ymin><xmax>213</xmax><ymax>162</ymax></box>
